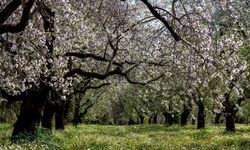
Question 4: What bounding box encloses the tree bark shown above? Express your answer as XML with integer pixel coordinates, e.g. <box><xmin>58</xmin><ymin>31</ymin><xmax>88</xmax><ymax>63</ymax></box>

<box><xmin>153</xmin><ymin>114</ymin><xmax>157</xmax><ymax>124</ymax></box>
<box><xmin>180</xmin><ymin>102</ymin><xmax>192</xmax><ymax>126</ymax></box>
<box><xmin>164</xmin><ymin>100</ymin><xmax>175</xmax><ymax>125</ymax></box>
<box><xmin>163</xmin><ymin>112</ymin><xmax>174</xmax><ymax>125</ymax></box>
<box><xmin>224</xmin><ymin>103</ymin><xmax>236</xmax><ymax>132</ymax></box>
<box><xmin>181</xmin><ymin>111</ymin><xmax>190</xmax><ymax>125</ymax></box>
<box><xmin>55</xmin><ymin>111</ymin><xmax>65</xmax><ymax>130</ymax></box>
<box><xmin>214</xmin><ymin>112</ymin><xmax>222</xmax><ymax>124</ymax></box>
<box><xmin>73</xmin><ymin>95</ymin><xmax>81</xmax><ymax>126</ymax></box>
<box><xmin>180</xmin><ymin>110</ymin><xmax>190</xmax><ymax>126</ymax></box>
<box><xmin>197</xmin><ymin>102</ymin><xmax>205</xmax><ymax>129</ymax></box>
<box><xmin>148</xmin><ymin>114</ymin><xmax>157</xmax><ymax>124</ymax></box>
<box><xmin>11</xmin><ymin>88</ymin><xmax>48</xmax><ymax>141</ymax></box>
<box><xmin>179</xmin><ymin>97</ymin><xmax>192</xmax><ymax>126</ymax></box>
<box><xmin>41</xmin><ymin>103</ymin><xmax>54</xmax><ymax>130</ymax></box>
<box><xmin>41</xmin><ymin>89</ymin><xmax>67</xmax><ymax>130</ymax></box>
<box><xmin>223</xmin><ymin>93</ymin><xmax>236</xmax><ymax>132</ymax></box>
<box><xmin>42</xmin><ymin>104</ymin><xmax>66</xmax><ymax>130</ymax></box>
<box><xmin>63</xmin><ymin>100</ymin><xmax>70</xmax><ymax>124</ymax></box>
<box><xmin>128</xmin><ymin>118</ymin><xmax>135</xmax><ymax>125</ymax></box>
<box><xmin>139</xmin><ymin>115</ymin><xmax>144</xmax><ymax>124</ymax></box>
<box><xmin>225</xmin><ymin>112</ymin><xmax>235</xmax><ymax>132</ymax></box>
<box><xmin>148</xmin><ymin>115</ymin><xmax>152</xmax><ymax>124</ymax></box>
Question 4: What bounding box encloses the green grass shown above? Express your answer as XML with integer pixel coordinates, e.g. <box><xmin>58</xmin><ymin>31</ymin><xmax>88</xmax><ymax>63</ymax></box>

<box><xmin>1</xmin><ymin>124</ymin><xmax>250</xmax><ymax>149</ymax></box>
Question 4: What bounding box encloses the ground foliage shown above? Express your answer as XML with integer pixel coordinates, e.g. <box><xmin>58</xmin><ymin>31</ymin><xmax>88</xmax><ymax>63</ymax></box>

<box><xmin>1</xmin><ymin>124</ymin><xmax>250</xmax><ymax>150</ymax></box>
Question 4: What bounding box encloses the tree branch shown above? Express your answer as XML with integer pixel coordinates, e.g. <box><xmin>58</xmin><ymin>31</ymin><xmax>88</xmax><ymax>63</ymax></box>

<box><xmin>38</xmin><ymin>1</ymin><xmax>55</xmax><ymax>53</ymax></box>
<box><xmin>0</xmin><ymin>0</ymin><xmax>21</xmax><ymax>25</ymax></box>
<box><xmin>0</xmin><ymin>88</ymin><xmax>24</xmax><ymax>102</ymax></box>
<box><xmin>140</xmin><ymin>0</ymin><xmax>180</xmax><ymax>41</ymax></box>
<box><xmin>65</xmin><ymin>52</ymin><xmax>122</xmax><ymax>67</ymax></box>
<box><xmin>64</xmin><ymin>67</ymin><xmax>122</xmax><ymax>79</ymax></box>
<box><xmin>65</xmin><ymin>65</ymin><xmax>163</xmax><ymax>85</ymax></box>
<box><xmin>79</xmin><ymin>90</ymin><xmax>105</xmax><ymax>117</ymax></box>
<box><xmin>0</xmin><ymin>0</ymin><xmax>36</xmax><ymax>34</ymax></box>
<box><xmin>65</xmin><ymin>52</ymin><xmax>168</xmax><ymax>66</ymax></box>
<box><xmin>76</xmin><ymin>83</ymin><xmax>110</xmax><ymax>94</ymax></box>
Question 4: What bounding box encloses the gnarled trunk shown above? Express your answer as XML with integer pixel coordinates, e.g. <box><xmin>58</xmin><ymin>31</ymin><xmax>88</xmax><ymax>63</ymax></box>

<box><xmin>11</xmin><ymin>88</ymin><xmax>47</xmax><ymax>141</ymax></box>
<box><xmin>42</xmin><ymin>90</ymin><xmax>67</xmax><ymax>130</ymax></box>
<box><xmin>225</xmin><ymin>112</ymin><xmax>235</xmax><ymax>132</ymax></box>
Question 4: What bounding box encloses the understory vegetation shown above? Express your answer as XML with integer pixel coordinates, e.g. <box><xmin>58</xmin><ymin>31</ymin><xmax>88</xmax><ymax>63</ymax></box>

<box><xmin>1</xmin><ymin>124</ymin><xmax>250</xmax><ymax>150</ymax></box>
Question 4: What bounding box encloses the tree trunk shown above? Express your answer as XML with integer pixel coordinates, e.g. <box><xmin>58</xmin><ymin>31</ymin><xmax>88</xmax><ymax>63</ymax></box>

<box><xmin>128</xmin><ymin>118</ymin><xmax>135</xmax><ymax>125</ymax></box>
<box><xmin>214</xmin><ymin>112</ymin><xmax>222</xmax><ymax>124</ymax></box>
<box><xmin>139</xmin><ymin>115</ymin><xmax>144</xmax><ymax>124</ymax></box>
<box><xmin>148</xmin><ymin>114</ymin><xmax>157</xmax><ymax>124</ymax></box>
<box><xmin>148</xmin><ymin>115</ymin><xmax>152</xmax><ymax>124</ymax></box>
<box><xmin>11</xmin><ymin>89</ymin><xmax>47</xmax><ymax>141</ymax></box>
<box><xmin>223</xmin><ymin>93</ymin><xmax>236</xmax><ymax>132</ymax></box>
<box><xmin>63</xmin><ymin>100</ymin><xmax>70</xmax><ymax>124</ymax></box>
<box><xmin>197</xmin><ymin>102</ymin><xmax>205</xmax><ymax>129</ymax></box>
<box><xmin>180</xmin><ymin>104</ymin><xmax>192</xmax><ymax>126</ymax></box>
<box><xmin>225</xmin><ymin>112</ymin><xmax>235</xmax><ymax>132</ymax></box>
<box><xmin>224</xmin><ymin>103</ymin><xmax>236</xmax><ymax>132</ymax></box>
<box><xmin>11</xmin><ymin>1</ymin><xmax>54</xmax><ymax>141</ymax></box>
<box><xmin>73</xmin><ymin>95</ymin><xmax>81</xmax><ymax>126</ymax></box>
<box><xmin>153</xmin><ymin>114</ymin><xmax>157</xmax><ymax>124</ymax></box>
<box><xmin>181</xmin><ymin>110</ymin><xmax>190</xmax><ymax>126</ymax></box>
<box><xmin>163</xmin><ymin>112</ymin><xmax>174</xmax><ymax>125</ymax></box>
<box><xmin>180</xmin><ymin>98</ymin><xmax>192</xmax><ymax>126</ymax></box>
<box><xmin>55</xmin><ymin>111</ymin><xmax>65</xmax><ymax>130</ymax></box>
<box><xmin>41</xmin><ymin>103</ymin><xmax>54</xmax><ymax>130</ymax></box>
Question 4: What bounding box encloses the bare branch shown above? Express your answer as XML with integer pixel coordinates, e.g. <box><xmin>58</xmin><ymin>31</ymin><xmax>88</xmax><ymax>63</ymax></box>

<box><xmin>65</xmin><ymin>52</ymin><xmax>123</xmax><ymax>67</ymax></box>
<box><xmin>140</xmin><ymin>0</ymin><xmax>181</xmax><ymax>41</ymax></box>
<box><xmin>65</xmin><ymin>52</ymin><xmax>169</xmax><ymax>67</ymax></box>
<box><xmin>79</xmin><ymin>90</ymin><xmax>105</xmax><ymax>117</ymax></box>
<box><xmin>64</xmin><ymin>67</ymin><xmax>122</xmax><ymax>79</ymax></box>
<box><xmin>76</xmin><ymin>83</ymin><xmax>110</xmax><ymax>94</ymax></box>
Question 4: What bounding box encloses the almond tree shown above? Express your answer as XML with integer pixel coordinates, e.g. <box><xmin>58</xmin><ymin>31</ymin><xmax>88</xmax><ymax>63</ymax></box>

<box><xmin>123</xmin><ymin>0</ymin><xmax>249</xmax><ymax>131</ymax></box>
<box><xmin>0</xmin><ymin>0</ymin><xmax>165</xmax><ymax>140</ymax></box>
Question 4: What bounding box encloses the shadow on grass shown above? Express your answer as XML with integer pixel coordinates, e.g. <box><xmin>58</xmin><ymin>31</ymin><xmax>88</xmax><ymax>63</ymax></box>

<box><xmin>9</xmin><ymin>127</ymin><xmax>62</xmax><ymax>150</ymax></box>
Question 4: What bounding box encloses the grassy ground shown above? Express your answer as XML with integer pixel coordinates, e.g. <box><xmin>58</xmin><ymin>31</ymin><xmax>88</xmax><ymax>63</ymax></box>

<box><xmin>1</xmin><ymin>124</ymin><xmax>250</xmax><ymax>150</ymax></box>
